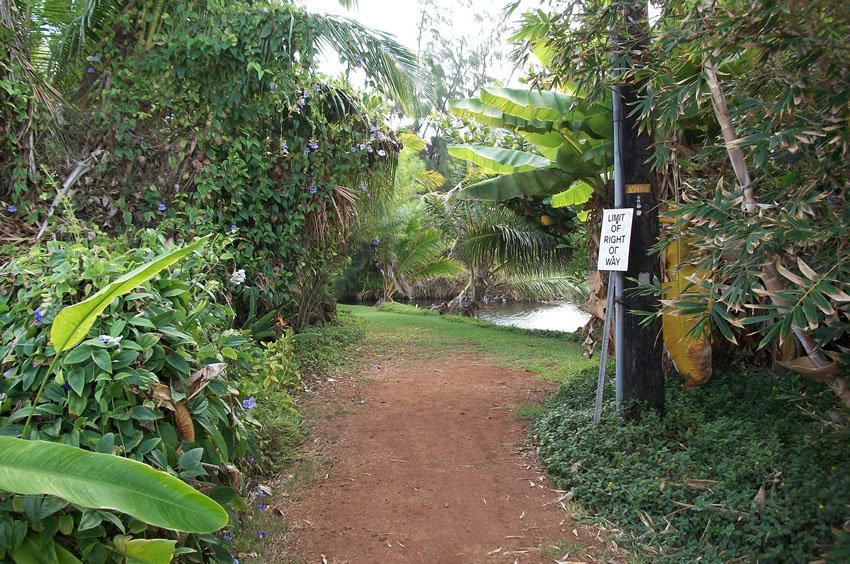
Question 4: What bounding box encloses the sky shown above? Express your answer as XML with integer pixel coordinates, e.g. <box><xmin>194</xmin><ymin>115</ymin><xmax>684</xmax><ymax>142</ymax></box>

<box><xmin>301</xmin><ymin>0</ymin><xmax>545</xmax><ymax>85</ymax></box>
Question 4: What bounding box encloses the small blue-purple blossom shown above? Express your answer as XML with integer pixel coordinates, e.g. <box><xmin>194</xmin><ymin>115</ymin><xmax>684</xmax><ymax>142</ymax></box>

<box><xmin>369</xmin><ymin>125</ymin><xmax>379</xmax><ymax>133</ymax></box>
<box><xmin>157</xmin><ymin>203</ymin><xmax>167</xmax><ymax>212</ymax></box>
<box><xmin>377</xmin><ymin>149</ymin><xmax>387</xmax><ymax>157</ymax></box>
<box><xmin>304</xmin><ymin>147</ymin><xmax>311</xmax><ymax>154</ymax></box>
<box><xmin>359</xmin><ymin>183</ymin><xmax>367</xmax><ymax>192</ymax></box>
<box><xmin>257</xmin><ymin>531</ymin><xmax>268</xmax><ymax>539</ymax></box>
<box><xmin>308</xmin><ymin>186</ymin><xmax>318</xmax><ymax>194</ymax></box>
<box><xmin>350</xmin><ymin>146</ymin><xmax>356</xmax><ymax>153</ymax></box>
<box><xmin>62</xmin><ymin>382</ymin><xmax>72</xmax><ymax>392</ymax></box>
<box><xmin>359</xmin><ymin>143</ymin><xmax>366</xmax><ymax>151</ymax></box>
<box><xmin>33</xmin><ymin>309</ymin><xmax>44</xmax><ymax>324</ymax></box>
<box><xmin>282</xmin><ymin>142</ymin><xmax>289</xmax><ymax>155</ymax></box>
<box><xmin>255</xmin><ymin>487</ymin><xmax>267</xmax><ymax>498</ymax></box>
<box><xmin>298</xmin><ymin>98</ymin><xmax>306</xmax><ymax>107</ymax></box>
<box><xmin>301</xmin><ymin>90</ymin><xmax>310</xmax><ymax>99</ymax></box>
<box><xmin>257</xmin><ymin>503</ymin><xmax>267</xmax><ymax>511</ymax></box>
<box><xmin>86</xmin><ymin>66</ymin><xmax>95</xmax><ymax>74</ymax></box>
<box><xmin>353</xmin><ymin>53</ymin><xmax>363</xmax><ymax>66</ymax></box>
<box><xmin>98</xmin><ymin>334</ymin><xmax>122</xmax><ymax>347</ymax></box>
<box><xmin>222</xmin><ymin>532</ymin><xmax>233</xmax><ymax>542</ymax></box>
<box><xmin>314</xmin><ymin>84</ymin><xmax>321</xmax><ymax>92</ymax></box>
<box><xmin>90</xmin><ymin>54</ymin><xmax>99</xmax><ymax>62</ymax></box>
<box><xmin>366</xmin><ymin>146</ymin><xmax>374</xmax><ymax>153</ymax></box>
<box><xmin>310</xmin><ymin>141</ymin><xmax>319</xmax><ymax>150</ymax></box>
<box><xmin>242</xmin><ymin>396</ymin><xmax>257</xmax><ymax>409</ymax></box>
<box><xmin>372</xmin><ymin>237</ymin><xmax>380</xmax><ymax>247</ymax></box>
<box><xmin>246</xmin><ymin>454</ymin><xmax>255</xmax><ymax>463</ymax></box>
<box><xmin>230</xmin><ymin>224</ymin><xmax>238</xmax><ymax>233</ymax></box>
<box><xmin>6</xmin><ymin>205</ymin><xmax>16</xmax><ymax>213</ymax></box>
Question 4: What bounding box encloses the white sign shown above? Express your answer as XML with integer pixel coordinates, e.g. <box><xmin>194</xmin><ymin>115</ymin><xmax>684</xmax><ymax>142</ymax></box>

<box><xmin>597</xmin><ymin>208</ymin><xmax>634</xmax><ymax>271</ymax></box>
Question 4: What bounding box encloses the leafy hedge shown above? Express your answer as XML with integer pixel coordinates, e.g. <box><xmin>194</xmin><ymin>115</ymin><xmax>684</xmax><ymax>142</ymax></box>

<box><xmin>535</xmin><ymin>366</ymin><xmax>850</xmax><ymax>562</ymax></box>
<box><xmin>0</xmin><ymin>232</ymin><xmax>260</xmax><ymax>562</ymax></box>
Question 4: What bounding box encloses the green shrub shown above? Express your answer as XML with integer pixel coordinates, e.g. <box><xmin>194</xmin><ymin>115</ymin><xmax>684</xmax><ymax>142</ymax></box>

<box><xmin>0</xmin><ymin>232</ymin><xmax>258</xmax><ymax>562</ymax></box>
<box><xmin>535</xmin><ymin>366</ymin><xmax>850</xmax><ymax>562</ymax></box>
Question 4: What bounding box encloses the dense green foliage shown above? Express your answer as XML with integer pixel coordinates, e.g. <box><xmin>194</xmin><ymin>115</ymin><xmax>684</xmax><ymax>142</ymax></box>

<box><xmin>0</xmin><ymin>233</ymin><xmax>259</xmax><ymax>561</ymax></box>
<box><xmin>536</xmin><ymin>366</ymin><xmax>850</xmax><ymax>561</ymax></box>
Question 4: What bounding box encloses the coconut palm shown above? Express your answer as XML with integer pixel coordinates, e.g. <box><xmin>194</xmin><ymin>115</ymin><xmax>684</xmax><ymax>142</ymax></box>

<box><xmin>423</xmin><ymin>192</ymin><xmax>585</xmax><ymax>314</ymax></box>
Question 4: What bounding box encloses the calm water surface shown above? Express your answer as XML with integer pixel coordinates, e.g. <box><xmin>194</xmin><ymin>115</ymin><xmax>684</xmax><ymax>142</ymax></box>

<box><xmin>477</xmin><ymin>300</ymin><xmax>590</xmax><ymax>333</ymax></box>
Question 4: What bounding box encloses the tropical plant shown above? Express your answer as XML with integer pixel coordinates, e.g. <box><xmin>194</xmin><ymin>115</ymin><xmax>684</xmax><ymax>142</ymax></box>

<box><xmin>447</xmin><ymin>87</ymin><xmax>612</xmax><ymax>209</ymax></box>
<box><xmin>0</xmin><ymin>232</ymin><xmax>258</xmax><ymax>561</ymax></box>
<box><xmin>423</xmin><ymin>192</ymin><xmax>583</xmax><ymax>313</ymax></box>
<box><xmin>372</xmin><ymin>204</ymin><xmax>461</xmax><ymax>303</ymax></box>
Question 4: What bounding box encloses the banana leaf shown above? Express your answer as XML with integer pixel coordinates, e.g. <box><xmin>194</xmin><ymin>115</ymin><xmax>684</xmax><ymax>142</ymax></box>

<box><xmin>455</xmin><ymin>168</ymin><xmax>572</xmax><ymax>201</ymax></box>
<box><xmin>50</xmin><ymin>236</ymin><xmax>210</xmax><ymax>354</ymax></box>
<box><xmin>448</xmin><ymin>98</ymin><xmax>554</xmax><ymax>133</ymax></box>
<box><xmin>0</xmin><ymin>436</ymin><xmax>227</xmax><ymax>533</ymax></box>
<box><xmin>551</xmin><ymin>181</ymin><xmax>595</xmax><ymax>208</ymax></box>
<box><xmin>480</xmin><ymin>87</ymin><xmax>577</xmax><ymax>122</ymax></box>
<box><xmin>447</xmin><ymin>144</ymin><xmax>552</xmax><ymax>174</ymax></box>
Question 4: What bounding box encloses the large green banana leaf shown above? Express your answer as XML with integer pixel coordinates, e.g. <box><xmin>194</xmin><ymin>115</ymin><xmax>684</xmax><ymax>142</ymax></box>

<box><xmin>447</xmin><ymin>144</ymin><xmax>552</xmax><ymax>174</ymax></box>
<box><xmin>448</xmin><ymin>98</ymin><xmax>554</xmax><ymax>133</ymax></box>
<box><xmin>551</xmin><ymin>181</ymin><xmax>595</xmax><ymax>208</ymax></box>
<box><xmin>455</xmin><ymin>168</ymin><xmax>572</xmax><ymax>201</ymax></box>
<box><xmin>114</xmin><ymin>536</ymin><xmax>176</xmax><ymax>564</ymax></box>
<box><xmin>50</xmin><ymin>236</ymin><xmax>210</xmax><ymax>354</ymax></box>
<box><xmin>480</xmin><ymin>87</ymin><xmax>577</xmax><ymax>122</ymax></box>
<box><xmin>0</xmin><ymin>436</ymin><xmax>227</xmax><ymax>533</ymax></box>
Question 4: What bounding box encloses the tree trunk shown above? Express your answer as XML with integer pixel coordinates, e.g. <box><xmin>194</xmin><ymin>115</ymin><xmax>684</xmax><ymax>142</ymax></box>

<box><xmin>618</xmin><ymin>1</ymin><xmax>665</xmax><ymax>418</ymax></box>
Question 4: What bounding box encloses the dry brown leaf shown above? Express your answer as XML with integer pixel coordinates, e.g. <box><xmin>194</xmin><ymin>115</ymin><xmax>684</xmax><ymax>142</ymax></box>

<box><xmin>796</xmin><ymin>257</ymin><xmax>819</xmax><ymax>282</ymax></box>
<box><xmin>774</xmin><ymin>260</ymin><xmax>804</xmax><ymax>286</ymax></box>
<box><xmin>188</xmin><ymin>363</ymin><xmax>227</xmax><ymax>399</ymax></box>
<box><xmin>224</xmin><ymin>464</ymin><xmax>242</xmax><ymax>490</ymax></box>
<box><xmin>174</xmin><ymin>401</ymin><xmax>195</xmax><ymax>442</ymax></box>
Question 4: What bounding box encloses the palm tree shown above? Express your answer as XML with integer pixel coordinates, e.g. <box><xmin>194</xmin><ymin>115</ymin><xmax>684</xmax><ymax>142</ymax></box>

<box><xmin>423</xmin><ymin>192</ymin><xmax>585</xmax><ymax>315</ymax></box>
<box><xmin>372</xmin><ymin>204</ymin><xmax>461</xmax><ymax>303</ymax></box>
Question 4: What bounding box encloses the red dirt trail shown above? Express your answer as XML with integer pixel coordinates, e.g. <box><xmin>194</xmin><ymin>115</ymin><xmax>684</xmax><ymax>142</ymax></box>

<box><xmin>270</xmin><ymin>355</ymin><xmax>611</xmax><ymax>563</ymax></box>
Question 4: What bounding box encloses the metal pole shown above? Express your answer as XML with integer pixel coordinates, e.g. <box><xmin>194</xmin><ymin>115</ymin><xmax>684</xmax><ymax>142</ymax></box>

<box><xmin>612</xmin><ymin>83</ymin><xmax>626</xmax><ymax>415</ymax></box>
<box><xmin>593</xmin><ymin>281</ymin><xmax>615</xmax><ymax>423</ymax></box>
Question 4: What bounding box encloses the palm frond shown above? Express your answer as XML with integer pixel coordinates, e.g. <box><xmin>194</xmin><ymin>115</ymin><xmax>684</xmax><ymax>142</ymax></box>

<box><xmin>306</xmin><ymin>12</ymin><xmax>435</xmax><ymax>113</ymax></box>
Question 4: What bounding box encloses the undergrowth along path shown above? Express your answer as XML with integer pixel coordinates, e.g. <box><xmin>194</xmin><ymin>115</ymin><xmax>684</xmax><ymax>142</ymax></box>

<box><xmin>261</xmin><ymin>305</ymin><xmax>616</xmax><ymax>562</ymax></box>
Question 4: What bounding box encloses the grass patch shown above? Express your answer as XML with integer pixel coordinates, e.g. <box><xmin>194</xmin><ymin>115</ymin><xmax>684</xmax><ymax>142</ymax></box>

<box><xmin>294</xmin><ymin>311</ymin><xmax>367</xmax><ymax>378</ymax></box>
<box><xmin>535</xmin><ymin>364</ymin><xmax>850</xmax><ymax>562</ymax></box>
<box><xmin>346</xmin><ymin>303</ymin><xmax>593</xmax><ymax>380</ymax></box>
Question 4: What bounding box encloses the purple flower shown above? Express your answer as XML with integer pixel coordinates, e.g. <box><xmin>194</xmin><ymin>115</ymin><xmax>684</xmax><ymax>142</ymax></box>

<box><xmin>255</xmin><ymin>487</ymin><xmax>267</xmax><ymax>498</ymax></box>
<box><xmin>310</xmin><ymin>141</ymin><xmax>319</xmax><ymax>150</ymax></box>
<box><xmin>6</xmin><ymin>205</ymin><xmax>16</xmax><ymax>213</ymax></box>
<box><xmin>350</xmin><ymin>146</ymin><xmax>356</xmax><ymax>153</ymax></box>
<box><xmin>98</xmin><ymin>334</ymin><xmax>122</xmax><ymax>347</ymax></box>
<box><xmin>298</xmin><ymin>98</ymin><xmax>306</xmax><ymax>108</ymax></box>
<box><xmin>308</xmin><ymin>186</ymin><xmax>318</xmax><ymax>194</ymax></box>
<box><xmin>61</xmin><ymin>382</ymin><xmax>72</xmax><ymax>392</ymax></box>
<box><xmin>90</xmin><ymin>54</ymin><xmax>99</xmax><ymax>62</ymax></box>
<box><xmin>314</xmin><ymin>84</ymin><xmax>321</xmax><ymax>92</ymax></box>
<box><xmin>372</xmin><ymin>237</ymin><xmax>380</xmax><ymax>247</ymax></box>
<box><xmin>353</xmin><ymin>53</ymin><xmax>363</xmax><ymax>67</ymax></box>
<box><xmin>33</xmin><ymin>309</ymin><xmax>44</xmax><ymax>324</ymax></box>
<box><xmin>369</xmin><ymin>125</ymin><xmax>379</xmax><ymax>133</ymax></box>
<box><xmin>86</xmin><ymin>66</ymin><xmax>95</xmax><ymax>74</ymax></box>
<box><xmin>366</xmin><ymin>146</ymin><xmax>374</xmax><ymax>153</ymax></box>
<box><xmin>257</xmin><ymin>531</ymin><xmax>268</xmax><ymax>539</ymax></box>
<box><xmin>230</xmin><ymin>224</ymin><xmax>238</xmax><ymax>233</ymax></box>
<box><xmin>157</xmin><ymin>203</ymin><xmax>167</xmax><ymax>212</ymax></box>
<box><xmin>358</xmin><ymin>143</ymin><xmax>366</xmax><ymax>151</ymax></box>
<box><xmin>377</xmin><ymin>149</ymin><xmax>387</xmax><ymax>157</ymax></box>
<box><xmin>359</xmin><ymin>183</ymin><xmax>367</xmax><ymax>192</ymax></box>
<box><xmin>257</xmin><ymin>503</ymin><xmax>267</xmax><ymax>511</ymax></box>
<box><xmin>282</xmin><ymin>142</ymin><xmax>289</xmax><ymax>155</ymax></box>
<box><xmin>246</xmin><ymin>454</ymin><xmax>255</xmax><ymax>463</ymax></box>
<box><xmin>269</xmin><ymin>82</ymin><xmax>278</xmax><ymax>93</ymax></box>
<box><xmin>222</xmin><ymin>532</ymin><xmax>233</xmax><ymax>543</ymax></box>
<box><xmin>242</xmin><ymin>397</ymin><xmax>257</xmax><ymax>409</ymax></box>
<box><xmin>304</xmin><ymin>147</ymin><xmax>311</xmax><ymax>154</ymax></box>
<box><xmin>301</xmin><ymin>90</ymin><xmax>310</xmax><ymax>99</ymax></box>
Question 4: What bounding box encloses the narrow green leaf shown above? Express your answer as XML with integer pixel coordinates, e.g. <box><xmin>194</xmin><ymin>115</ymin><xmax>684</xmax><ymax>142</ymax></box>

<box><xmin>0</xmin><ymin>436</ymin><xmax>227</xmax><ymax>533</ymax></box>
<box><xmin>50</xmin><ymin>237</ymin><xmax>209</xmax><ymax>354</ymax></box>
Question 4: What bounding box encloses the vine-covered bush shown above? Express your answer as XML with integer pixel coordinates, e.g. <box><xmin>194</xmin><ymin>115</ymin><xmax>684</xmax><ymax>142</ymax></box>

<box><xmin>0</xmin><ymin>231</ymin><xmax>259</xmax><ymax>562</ymax></box>
<box><xmin>40</xmin><ymin>1</ymin><xmax>401</xmax><ymax>327</ymax></box>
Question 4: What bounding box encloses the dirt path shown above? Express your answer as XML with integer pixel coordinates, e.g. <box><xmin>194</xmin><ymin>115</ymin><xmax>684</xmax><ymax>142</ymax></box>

<box><xmin>270</xmin><ymin>355</ymin><xmax>608</xmax><ymax>563</ymax></box>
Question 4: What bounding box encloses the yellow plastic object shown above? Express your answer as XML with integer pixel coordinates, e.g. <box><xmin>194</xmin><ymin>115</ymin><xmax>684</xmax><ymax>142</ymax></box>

<box><xmin>661</xmin><ymin>231</ymin><xmax>712</xmax><ymax>387</ymax></box>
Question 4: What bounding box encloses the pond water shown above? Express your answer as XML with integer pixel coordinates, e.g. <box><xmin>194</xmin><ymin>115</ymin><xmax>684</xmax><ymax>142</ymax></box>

<box><xmin>476</xmin><ymin>300</ymin><xmax>591</xmax><ymax>333</ymax></box>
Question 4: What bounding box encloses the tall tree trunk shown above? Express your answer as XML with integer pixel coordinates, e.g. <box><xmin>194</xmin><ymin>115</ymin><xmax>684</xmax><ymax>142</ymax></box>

<box><xmin>618</xmin><ymin>1</ymin><xmax>665</xmax><ymax>418</ymax></box>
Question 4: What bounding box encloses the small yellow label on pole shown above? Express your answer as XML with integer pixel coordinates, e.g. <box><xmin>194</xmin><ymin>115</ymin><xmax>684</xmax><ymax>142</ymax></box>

<box><xmin>626</xmin><ymin>183</ymin><xmax>651</xmax><ymax>194</ymax></box>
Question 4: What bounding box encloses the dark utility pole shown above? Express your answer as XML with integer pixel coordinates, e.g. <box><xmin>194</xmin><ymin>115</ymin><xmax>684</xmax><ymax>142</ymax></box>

<box><xmin>616</xmin><ymin>1</ymin><xmax>664</xmax><ymax>418</ymax></box>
